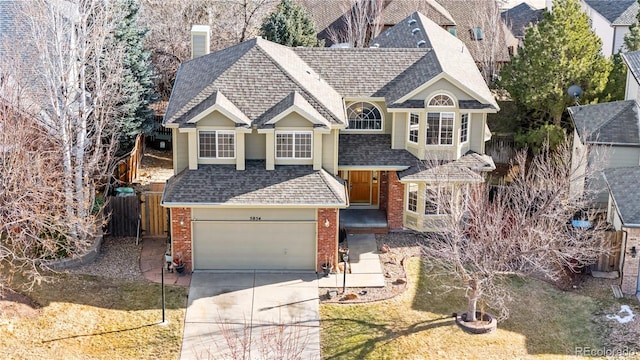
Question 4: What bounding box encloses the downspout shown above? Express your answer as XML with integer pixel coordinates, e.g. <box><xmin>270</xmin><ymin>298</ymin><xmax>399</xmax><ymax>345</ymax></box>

<box><xmin>619</xmin><ymin>229</ymin><xmax>628</xmax><ymax>287</ymax></box>
<box><xmin>612</xmin><ymin>26</ymin><xmax>617</xmax><ymax>55</ymax></box>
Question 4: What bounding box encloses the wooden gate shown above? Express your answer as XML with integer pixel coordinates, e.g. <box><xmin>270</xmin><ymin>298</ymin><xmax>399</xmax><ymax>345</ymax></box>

<box><xmin>141</xmin><ymin>189</ymin><xmax>168</xmax><ymax>237</ymax></box>
<box><xmin>105</xmin><ymin>195</ymin><xmax>140</xmax><ymax>237</ymax></box>
<box><xmin>592</xmin><ymin>230</ymin><xmax>623</xmax><ymax>273</ymax></box>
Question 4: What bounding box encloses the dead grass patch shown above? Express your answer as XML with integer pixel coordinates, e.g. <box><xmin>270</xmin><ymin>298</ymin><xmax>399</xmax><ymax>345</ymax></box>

<box><xmin>0</xmin><ymin>273</ymin><xmax>187</xmax><ymax>359</ymax></box>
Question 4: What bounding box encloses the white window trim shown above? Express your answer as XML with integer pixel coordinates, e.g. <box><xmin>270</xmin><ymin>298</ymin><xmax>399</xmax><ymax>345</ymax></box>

<box><xmin>275</xmin><ymin>130</ymin><xmax>313</xmax><ymax>160</ymax></box>
<box><xmin>408</xmin><ymin>112</ymin><xmax>420</xmax><ymax>144</ymax></box>
<box><xmin>197</xmin><ymin>130</ymin><xmax>236</xmax><ymax>159</ymax></box>
<box><xmin>426</xmin><ymin>112</ymin><xmax>455</xmax><ymax>146</ymax></box>
<box><xmin>406</xmin><ymin>183</ymin><xmax>419</xmax><ymax>214</ymax></box>
<box><xmin>460</xmin><ymin>113</ymin><xmax>469</xmax><ymax>144</ymax></box>
<box><xmin>424</xmin><ymin>185</ymin><xmax>454</xmax><ymax>216</ymax></box>
<box><xmin>346</xmin><ymin>101</ymin><xmax>384</xmax><ymax>131</ymax></box>
<box><xmin>427</xmin><ymin>93</ymin><xmax>455</xmax><ymax>107</ymax></box>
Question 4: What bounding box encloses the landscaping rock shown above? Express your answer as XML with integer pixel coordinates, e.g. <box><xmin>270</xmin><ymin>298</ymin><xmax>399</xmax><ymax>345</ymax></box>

<box><xmin>380</xmin><ymin>244</ymin><xmax>390</xmax><ymax>253</ymax></box>
<box><xmin>343</xmin><ymin>293</ymin><xmax>358</xmax><ymax>300</ymax></box>
<box><xmin>395</xmin><ymin>278</ymin><xmax>407</xmax><ymax>285</ymax></box>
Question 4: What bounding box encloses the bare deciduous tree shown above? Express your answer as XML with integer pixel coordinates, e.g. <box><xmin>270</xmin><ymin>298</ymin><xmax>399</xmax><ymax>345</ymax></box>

<box><xmin>0</xmin><ymin>0</ymin><xmax>144</xmax><ymax>294</ymax></box>
<box><xmin>0</xmin><ymin>63</ymin><xmax>68</xmax><ymax>292</ymax></box>
<box><xmin>140</xmin><ymin>0</ymin><xmax>277</xmax><ymax>100</ymax></box>
<box><xmin>419</xmin><ymin>141</ymin><xmax>609</xmax><ymax>322</ymax></box>
<box><xmin>326</xmin><ymin>0</ymin><xmax>384</xmax><ymax>47</ymax></box>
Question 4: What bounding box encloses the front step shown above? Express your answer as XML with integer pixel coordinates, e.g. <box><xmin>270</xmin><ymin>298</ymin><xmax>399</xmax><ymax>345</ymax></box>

<box><xmin>342</xmin><ymin>226</ymin><xmax>388</xmax><ymax>234</ymax></box>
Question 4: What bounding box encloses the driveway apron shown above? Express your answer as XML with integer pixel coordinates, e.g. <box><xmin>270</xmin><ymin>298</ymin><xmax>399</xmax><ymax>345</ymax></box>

<box><xmin>181</xmin><ymin>271</ymin><xmax>320</xmax><ymax>359</ymax></box>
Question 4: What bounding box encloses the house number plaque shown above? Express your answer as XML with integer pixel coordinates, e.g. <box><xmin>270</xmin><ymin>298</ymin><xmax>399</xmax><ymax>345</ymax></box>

<box><xmin>249</xmin><ymin>216</ymin><xmax>262</xmax><ymax>221</ymax></box>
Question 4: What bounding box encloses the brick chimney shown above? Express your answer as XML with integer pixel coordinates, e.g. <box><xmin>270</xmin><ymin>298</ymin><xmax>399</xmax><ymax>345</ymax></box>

<box><xmin>191</xmin><ymin>25</ymin><xmax>210</xmax><ymax>59</ymax></box>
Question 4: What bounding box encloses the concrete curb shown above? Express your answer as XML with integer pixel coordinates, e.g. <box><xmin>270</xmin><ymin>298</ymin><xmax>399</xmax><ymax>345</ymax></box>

<box><xmin>43</xmin><ymin>229</ymin><xmax>103</xmax><ymax>270</ymax></box>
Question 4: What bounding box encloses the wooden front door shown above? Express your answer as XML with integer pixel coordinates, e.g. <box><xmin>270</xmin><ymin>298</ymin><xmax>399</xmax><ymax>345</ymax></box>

<box><xmin>349</xmin><ymin>171</ymin><xmax>371</xmax><ymax>204</ymax></box>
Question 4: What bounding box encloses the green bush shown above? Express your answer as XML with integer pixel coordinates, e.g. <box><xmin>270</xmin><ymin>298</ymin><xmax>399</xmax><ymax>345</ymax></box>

<box><xmin>514</xmin><ymin>124</ymin><xmax>566</xmax><ymax>152</ymax></box>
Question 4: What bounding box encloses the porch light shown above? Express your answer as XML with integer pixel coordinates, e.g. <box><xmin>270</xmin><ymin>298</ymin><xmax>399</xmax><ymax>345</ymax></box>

<box><xmin>631</xmin><ymin>246</ymin><xmax>637</xmax><ymax>258</ymax></box>
<box><xmin>324</xmin><ymin>218</ymin><xmax>331</xmax><ymax>228</ymax></box>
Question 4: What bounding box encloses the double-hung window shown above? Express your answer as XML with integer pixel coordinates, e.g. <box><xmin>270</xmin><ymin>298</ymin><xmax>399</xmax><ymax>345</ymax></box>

<box><xmin>407</xmin><ymin>183</ymin><xmax>418</xmax><ymax>213</ymax></box>
<box><xmin>276</xmin><ymin>131</ymin><xmax>312</xmax><ymax>159</ymax></box>
<box><xmin>198</xmin><ymin>130</ymin><xmax>235</xmax><ymax>158</ymax></box>
<box><xmin>408</xmin><ymin>113</ymin><xmax>419</xmax><ymax>144</ymax></box>
<box><xmin>460</xmin><ymin>113</ymin><xmax>469</xmax><ymax>143</ymax></box>
<box><xmin>426</xmin><ymin>112</ymin><xmax>454</xmax><ymax>145</ymax></box>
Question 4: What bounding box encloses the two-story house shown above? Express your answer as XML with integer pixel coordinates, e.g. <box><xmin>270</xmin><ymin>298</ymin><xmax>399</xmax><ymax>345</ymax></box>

<box><xmin>568</xmin><ymin>50</ymin><xmax>640</xmax><ymax>295</ymax></box>
<box><xmin>581</xmin><ymin>0</ymin><xmax>637</xmax><ymax>57</ymax></box>
<box><xmin>161</xmin><ymin>13</ymin><xmax>499</xmax><ymax>273</ymax></box>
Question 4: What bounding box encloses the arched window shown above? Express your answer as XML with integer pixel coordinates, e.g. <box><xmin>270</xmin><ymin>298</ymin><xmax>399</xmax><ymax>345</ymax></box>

<box><xmin>427</xmin><ymin>94</ymin><xmax>455</xmax><ymax>107</ymax></box>
<box><xmin>346</xmin><ymin>102</ymin><xmax>383</xmax><ymax>130</ymax></box>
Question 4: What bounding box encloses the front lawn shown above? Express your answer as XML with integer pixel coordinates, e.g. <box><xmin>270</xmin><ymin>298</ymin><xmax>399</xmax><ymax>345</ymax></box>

<box><xmin>321</xmin><ymin>257</ymin><xmax>630</xmax><ymax>359</ymax></box>
<box><xmin>0</xmin><ymin>273</ymin><xmax>188</xmax><ymax>359</ymax></box>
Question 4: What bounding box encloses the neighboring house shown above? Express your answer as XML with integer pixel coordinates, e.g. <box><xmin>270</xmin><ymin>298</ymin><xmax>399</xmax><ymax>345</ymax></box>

<box><xmin>603</xmin><ymin>167</ymin><xmax>640</xmax><ymax>295</ymax></box>
<box><xmin>301</xmin><ymin>0</ymin><xmax>518</xmax><ymax>77</ymax></box>
<box><xmin>161</xmin><ymin>13</ymin><xmax>499</xmax><ymax>272</ymax></box>
<box><xmin>501</xmin><ymin>2</ymin><xmax>545</xmax><ymax>46</ymax></box>
<box><xmin>580</xmin><ymin>0</ymin><xmax>638</xmax><ymax>56</ymax></box>
<box><xmin>568</xmin><ymin>50</ymin><xmax>640</xmax><ymax>296</ymax></box>
<box><xmin>568</xmin><ymin>50</ymin><xmax>640</xmax><ymax>205</ymax></box>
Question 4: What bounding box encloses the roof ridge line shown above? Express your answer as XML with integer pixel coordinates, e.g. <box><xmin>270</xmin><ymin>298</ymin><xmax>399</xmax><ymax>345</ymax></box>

<box><xmin>254</xmin><ymin>43</ymin><xmax>343</xmax><ymax>124</ymax></box>
<box><xmin>594</xmin><ymin>100</ymin><xmax>637</xmax><ymax>134</ymax></box>
<box><xmin>317</xmin><ymin>169</ymin><xmax>345</xmax><ymax>204</ymax></box>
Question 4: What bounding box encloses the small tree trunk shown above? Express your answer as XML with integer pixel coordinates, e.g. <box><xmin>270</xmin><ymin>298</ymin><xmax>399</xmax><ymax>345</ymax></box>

<box><xmin>467</xmin><ymin>278</ymin><xmax>480</xmax><ymax>322</ymax></box>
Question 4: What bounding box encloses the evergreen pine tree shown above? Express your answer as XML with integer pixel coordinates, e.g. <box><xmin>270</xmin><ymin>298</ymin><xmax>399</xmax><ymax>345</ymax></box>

<box><xmin>624</xmin><ymin>0</ymin><xmax>640</xmax><ymax>51</ymax></box>
<box><xmin>499</xmin><ymin>0</ymin><xmax>612</xmax><ymax>125</ymax></box>
<box><xmin>260</xmin><ymin>0</ymin><xmax>321</xmax><ymax>47</ymax></box>
<box><xmin>114</xmin><ymin>0</ymin><xmax>157</xmax><ymax>150</ymax></box>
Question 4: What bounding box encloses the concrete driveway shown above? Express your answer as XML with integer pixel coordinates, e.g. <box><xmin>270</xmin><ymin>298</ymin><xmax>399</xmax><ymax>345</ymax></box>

<box><xmin>181</xmin><ymin>271</ymin><xmax>320</xmax><ymax>360</ymax></box>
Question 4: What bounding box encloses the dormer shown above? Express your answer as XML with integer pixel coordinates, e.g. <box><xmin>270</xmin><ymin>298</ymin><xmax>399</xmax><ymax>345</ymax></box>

<box><xmin>257</xmin><ymin>92</ymin><xmax>331</xmax><ymax>171</ymax></box>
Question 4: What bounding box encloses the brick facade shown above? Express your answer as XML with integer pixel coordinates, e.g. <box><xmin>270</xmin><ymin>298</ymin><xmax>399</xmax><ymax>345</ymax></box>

<box><xmin>170</xmin><ymin>207</ymin><xmax>193</xmax><ymax>273</ymax></box>
<box><xmin>387</xmin><ymin>171</ymin><xmax>405</xmax><ymax>230</ymax></box>
<box><xmin>317</xmin><ymin>208</ymin><xmax>339</xmax><ymax>271</ymax></box>
<box><xmin>621</xmin><ymin>227</ymin><xmax>640</xmax><ymax>295</ymax></box>
<box><xmin>379</xmin><ymin>171</ymin><xmax>389</xmax><ymax>212</ymax></box>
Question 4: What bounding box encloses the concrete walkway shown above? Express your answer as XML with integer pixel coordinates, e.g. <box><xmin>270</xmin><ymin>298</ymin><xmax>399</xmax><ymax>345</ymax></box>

<box><xmin>317</xmin><ymin>233</ymin><xmax>385</xmax><ymax>288</ymax></box>
<box><xmin>140</xmin><ymin>237</ymin><xmax>191</xmax><ymax>287</ymax></box>
<box><xmin>182</xmin><ymin>272</ymin><xmax>320</xmax><ymax>360</ymax></box>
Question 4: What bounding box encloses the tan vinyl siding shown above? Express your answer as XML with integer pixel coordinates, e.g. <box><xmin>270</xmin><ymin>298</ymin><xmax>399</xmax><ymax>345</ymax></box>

<box><xmin>275</xmin><ymin>112</ymin><xmax>314</xmax><ymax>127</ymax></box>
<box><xmin>196</xmin><ymin>111</ymin><xmax>236</xmax><ymax>127</ymax></box>
<box><xmin>322</xmin><ymin>129</ymin><xmax>338</xmax><ymax>175</ymax></box>
<box><xmin>468</xmin><ymin>113</ymin><xmax>485</xmax><ymax>154</ymax></box>
<box><xmin>245</xmin><ymin>131</ymin><xmax>266</xmax><ymax>160</ymax></box>
<box><xmin>173</xmin><ymin>129</ymin><xmax>189</xmax><ymax>174</ymax></box>
<box><xmin>394</xmin><ymin>112</ymin><xmax>408</xmax><ymax>150</ymax></box>
<box><xmin>409</xmin><ymin>78</ymin><xmax>474</xmax><ymax>102</ymax></box>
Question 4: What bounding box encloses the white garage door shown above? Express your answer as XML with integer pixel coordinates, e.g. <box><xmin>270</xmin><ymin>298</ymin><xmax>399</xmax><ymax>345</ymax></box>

<box><xmin>192</xmin><ymin>221</ymin><xmax>316</xmax><ymax>270</ymax></box>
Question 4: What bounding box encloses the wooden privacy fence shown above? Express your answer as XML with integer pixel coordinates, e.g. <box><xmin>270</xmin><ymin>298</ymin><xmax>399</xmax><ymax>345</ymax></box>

<box><xmin>141</xmin><ymin>190</ymin><xmax>169</xmax><ymax>237</ymax></box>
<box><xmin>486</xmin><ymin>134</ymin><xmax>516</xmax><ymax>164</ymax></box>
<box><xmin>105</xmin><ymin>195</ymin><xmax>140</xmax><ymax>237</ymax></box>
<box><xmin>113</xmin><ymin>134</ymin><xmax>144</xmax><ymax>184</ymax></box>
<box><xmin>592</xmin><ymin>230</ymin><xmax>623</xmax><ymax>273</ymax></box>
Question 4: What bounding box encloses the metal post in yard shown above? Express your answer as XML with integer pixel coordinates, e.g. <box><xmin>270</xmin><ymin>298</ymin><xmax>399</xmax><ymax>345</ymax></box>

<box><xmin>342</xmin><ymin>254</ymin><xmax>349</xmax><ymax>294</ymax></box>
<box><xmin>161</xmin><ymin>257</ymin><xmax>167</xmax><ymax>325</ymax></box>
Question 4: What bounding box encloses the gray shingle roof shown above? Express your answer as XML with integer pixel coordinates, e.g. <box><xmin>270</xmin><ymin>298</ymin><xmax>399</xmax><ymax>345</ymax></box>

<box><xmin>584</xmin><ymin>0</ymin><xmax>638</xmax><ymax>25</ymax></box>
<box><xmin>501</xmin><ymin>2</ymin><xmax>545</xmax><ymax>38</ymax></box>
<box><xmin>293</xmin><ymin>47</ymin><xmax>437</xmax><ymax>101</ymax></box>
<box><xmin>603</xmin><ymin>167</ymin><xmax>640</xmax><ymax>226</ymax></box>
<box><xmin>162</xmin><ymin>161</ymin><xmax>347</xmax><ymax>206</ymax></box>
<box><xmin>165</xmin><ymin>38</ymin><xmax>345</xmax><ymax>128</ymax></box>
<box><xmin>371</xmin><ymin>12</ymin><xmax>498</xmax><ymax>110</ymax></box>
<box><xmin>400</xmin><ymin>161</ymin><xmax>484</xmax><ymax>182</ymax></box>
<box><xmin>302</xmin><ymin>0</ymin><xmax>515</xmax><ymax>63</ymax></box>
<box><xmin>622</xmin><ymin>51</ymin><xmax>640</xmax><ymax>85</ymax></box>
<box><xmin>338</xmin><ymin>134</ymin><xmax>419</xmax><ymax>168</ymax></box>
<box><xmin>568</xmin><ymin>100</ymin><xmax>640</xmax><ymax>145</ymax></box>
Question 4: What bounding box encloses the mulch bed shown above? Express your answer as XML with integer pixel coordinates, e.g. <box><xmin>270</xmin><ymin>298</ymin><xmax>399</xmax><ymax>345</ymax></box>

<box><xmin>319</xmin><ymin>232</ymin><xmax>422</xmax><ymax>304</ymax></box>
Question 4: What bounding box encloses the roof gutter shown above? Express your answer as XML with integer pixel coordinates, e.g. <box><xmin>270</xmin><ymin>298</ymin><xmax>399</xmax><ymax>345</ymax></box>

<box><xmin>161</xmin><ymin>202</ymin><xmax>349</xmax><ymax>209</ymax></box>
